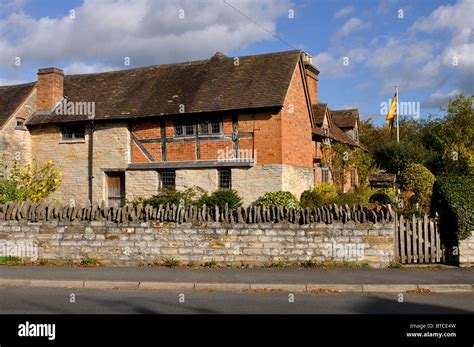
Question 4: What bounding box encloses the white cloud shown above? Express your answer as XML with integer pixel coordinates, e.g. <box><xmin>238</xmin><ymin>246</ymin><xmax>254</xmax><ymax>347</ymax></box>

<box><xmin>366</xmin><ymin>38</ymin><xmax>434</xmax><ymax>69</ymax></box>
<box><xmin>332</xmin><ymin>17</ymin><xmax>370</xmax><ymax>42</ymax></box>
<box><xmin>0</xmin><ymin>0</ymin><xmax>291</xmax><ymax>72</ymax></box>
<box><xmin>412</xmin><ymin>0</ymin><xmax>474</xmax><ymax>33</ymax></box>
<box><xmin>314</xmin><ymin>47</ymin><xmax>368</xmax><ymax>78</ymax></box>
<box><xmin>422</xmin><ymin>89</ymin><xmax>460</xmax><ymax>108</ymax></box>
<box><xmin>333</xmin><ymin>6</ymin><xmax>354</xmax><ymax>19</ymax></box>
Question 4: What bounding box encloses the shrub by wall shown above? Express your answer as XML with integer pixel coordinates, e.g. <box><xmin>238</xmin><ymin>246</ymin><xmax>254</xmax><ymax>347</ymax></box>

<box><xmin>431</xmin><ymin>175</ymin><xmax>474</xmax><ymax>240</ymax></box>
<box><xmin>256</xmin><ymin>191</ymin><xmax>299</xmax><ymax>209</ymax></box>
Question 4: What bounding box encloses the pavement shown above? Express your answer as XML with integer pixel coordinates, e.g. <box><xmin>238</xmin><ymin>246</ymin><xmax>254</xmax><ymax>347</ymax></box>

<box><xmin>0</xmin><ymin>266</ymin><xmax>473</xmax><ymax>293</ymax></box>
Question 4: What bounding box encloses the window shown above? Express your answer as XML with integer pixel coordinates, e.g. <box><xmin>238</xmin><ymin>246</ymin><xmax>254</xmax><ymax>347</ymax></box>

<box><xmin>61</xmin><ymin>124</ymin><xmax>85</xmax><ymax>140</ymax></box>
<box><xmin>15</xmin><ymin>119</ymin><xmax>25</xmax><ymax>128</ymax></box>
<box><xmin>218</xmin><ymin>169</ymin><xmax>232</xmax><ymax>189</ymax></box>
<box><xmin>321</xmin><ymin>126</ymin><xmax>329</xmax><ymax>136</ymax></box>
<box><xmin>322</xmin><ymin>168</ymin><xmax>329</xmax><ymax>183</ymax></box>
<box><xmin>160</xmin><ymin>170</ymin><xmax>176</xmax><ymax>188</ymax></box>
<box><xmin>199</xmin><ymin>116</ymin><xmax>222</xmax><ymax>135</ymax></box>
<box><xmin>174</xmin><ymin>119</ymin><xmax>195</xmax><ymax>136</ymax></box>
<box><xmin>353</xmin><ymin>129</ymin><xmax>359</xmax><ymax>142</ymax></box>
<box><xmin>351</xmin><ymin>167</ymin><xmax>357</xmax><ymax>189</ymax></box>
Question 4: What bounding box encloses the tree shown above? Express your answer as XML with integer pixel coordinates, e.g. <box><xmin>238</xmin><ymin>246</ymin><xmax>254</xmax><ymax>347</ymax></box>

<box><xmin>398</xmin><ymin>163</ymin><xmax>435</xmax><ymax>208</ymax></box>
<box><xmin>422</xmin><ymin>95</ymin><xmax>474</xmax><ymax>177</ymax></box>
<box><xmin>8</xmin><ymin>160</ymin><xmax>62</xmax><ymax>202</ymax></box>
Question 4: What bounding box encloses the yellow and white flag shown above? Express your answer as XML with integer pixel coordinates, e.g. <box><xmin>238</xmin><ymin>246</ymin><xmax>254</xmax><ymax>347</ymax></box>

<box><xmin>386</xmin><ymin>92</ymin><xmax>398</xmax><ymax>135</ymax></box>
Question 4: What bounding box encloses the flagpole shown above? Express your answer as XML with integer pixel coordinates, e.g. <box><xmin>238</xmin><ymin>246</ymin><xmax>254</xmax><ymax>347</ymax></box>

<box><xmin>396</xmin><ymin>85</ymin><xmax>399</xmax><ymax>143</ymax></box>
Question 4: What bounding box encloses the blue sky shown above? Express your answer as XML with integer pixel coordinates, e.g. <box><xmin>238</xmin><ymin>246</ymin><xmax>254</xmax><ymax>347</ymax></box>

<box><xmin>0</xmin><ymin>0</ymin><xmax>473</xmax><ymax>125</ymax></box>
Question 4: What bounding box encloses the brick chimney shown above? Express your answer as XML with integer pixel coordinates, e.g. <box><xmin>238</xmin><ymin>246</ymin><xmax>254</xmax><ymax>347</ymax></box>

<box><xmin>301</xmin><ymin>52</ymin><xmax>319</xmax><ymax>104</ymax></box>
<box><xmin>36</xmin><ymin>67</ymin><xmax>64</xmax><ymax>112</ymax></box>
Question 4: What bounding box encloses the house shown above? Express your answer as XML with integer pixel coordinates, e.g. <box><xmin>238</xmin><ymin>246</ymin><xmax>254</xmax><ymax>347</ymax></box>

<box><xmin>311</xmin><ymin>103</ymin><xmax>362</xmax><ymax>192</ymax></box>
<box><xmin>0</xmin><ymin>50</ymin><xmax>362</xmax><ymax>206</ymax></box>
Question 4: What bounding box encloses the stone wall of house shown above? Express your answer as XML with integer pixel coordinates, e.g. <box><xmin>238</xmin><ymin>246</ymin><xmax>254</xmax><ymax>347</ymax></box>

<box><xmin>0</xmin><ymin>201</ymin><xmax>396</xmax><ymax>267</ymax></box>
<box><xmin>232</xmin><ymin>165</ymin><xmax>284</xmax><ymax>205</ymax></box>
<box><xmin>459</xmin><ymin>233</ymin><xmax>474</xmax><ymax>267</ymax></box>
<box><xmin>282</xmin><ymin>164</ymin><xmax>314</xmax><ymax>199</ymax></box>
<box><xmin>126</xmin><ymin>170</ymin><xmax>159</xmax><ymax>201</ymax></box>
<box><xmin>175</xmin><ymin>168</ymin><xmax>218</xmax><ymax>192</ymax></box>
<box><xmin>30</xmin><ymin>122</ymin><xmax>130</xmax><ymax>205</ymax></box>
<box><xmin>0</xmin><ymin>89</ymin><xmax>36</xmax><ymax>171</ymax></box>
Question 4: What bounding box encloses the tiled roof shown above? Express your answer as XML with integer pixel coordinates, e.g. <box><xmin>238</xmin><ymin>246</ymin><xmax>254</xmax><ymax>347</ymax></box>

<box><xmin>311</xmin><ymin>103</ymin><xmax>327</xmax><ymax>126</ymax></box>
<box><xmin>26</xmin><ymin>50</ymin><xmax>302</xmax><ymax>125</ymax></box>
<box><xmin>312</xmin><ymin>105</ymin><xmax>363</xmax><ymax>148</ymax></box>
<box><xmin>0</xmin><ymin>83</ymin><xmax>35</xmax><ymax>127</ymax></box>
<box><xmin>331</xmin><ymin>108</ymin><xmax>359</xmax><ymax>128</ymax></box>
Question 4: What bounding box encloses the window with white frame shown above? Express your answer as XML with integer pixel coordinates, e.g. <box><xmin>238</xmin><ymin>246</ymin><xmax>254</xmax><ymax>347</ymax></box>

<box><xmin>199</xmin><ymin>116</ymin><xmax>222</xmax><ymax>135</ymax></box>
<box><xmin>174</xmin><ymin>118</ymin><xmax>195</xmax><ymax>136</ymax></box>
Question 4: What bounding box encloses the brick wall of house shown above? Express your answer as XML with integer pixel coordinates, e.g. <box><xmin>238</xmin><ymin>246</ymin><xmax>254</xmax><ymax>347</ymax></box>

<box><xmin>281</xmin><ymin>62</ymin><xmax>314</xmax><ymax>169</ymax></box>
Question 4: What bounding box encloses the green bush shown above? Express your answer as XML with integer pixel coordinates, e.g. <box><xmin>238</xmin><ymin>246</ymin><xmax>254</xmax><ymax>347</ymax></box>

<box><xmin>300</xmin><ymin>190</ymin><xmax>324</xmax><ymax>209</ymax></box>
<box><xmin>197</xmin><ymin>189</ymin><xmax>243</xmax><ymax>210</ymax></box>
<box><xmin>136</xmin><ymin>187</ymin><xmax>205</xmax><ymax>208</ymax></box>
<box><xmin>256</xmin><ymin>191</ymin><xmax>299</xmax><ymax>209</ymax></box>
<box><xmin>313</xmin><ymin>183</ymin><xmax>338</xmax><ymax>205</ymax></box>
<box><xmin>398</xmin><ymin>163</ymin><xmax>435</xmax><ymax>207</ymax></box>
<box><xmin>335</xmin><ymin>186</ymin><xmax>373</xmax><ymax>206</ymax></box>
<box><xmin>431</xmin><ymin>175</ymin><xmax>474</xmax><ymax>241</ymax></box>
<box><xmin>369</xmin><ymin>192</ymin><xmax>391</xmax><ymax>204</ymax></box>
<box><xmin>0</xmin><ymin>180</ymin><xmax>22</xmax><ymax>203</ymax></box>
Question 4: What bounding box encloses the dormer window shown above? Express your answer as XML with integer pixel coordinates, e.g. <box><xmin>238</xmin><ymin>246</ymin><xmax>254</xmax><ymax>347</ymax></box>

<box><xmin>15</xmin><ymin>117</ymin><xmax>26</xmax><ymax>129</ymax></box>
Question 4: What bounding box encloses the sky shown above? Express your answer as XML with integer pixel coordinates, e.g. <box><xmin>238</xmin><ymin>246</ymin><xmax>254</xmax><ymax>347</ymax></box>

<box><xmin>0</xmin><ymin>0</ymin><xmax>473</xmax><ymax>125</ymax></box>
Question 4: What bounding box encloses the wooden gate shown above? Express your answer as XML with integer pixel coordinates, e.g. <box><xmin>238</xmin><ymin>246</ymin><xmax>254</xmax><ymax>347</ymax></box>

<box><xmin>395</xmin><ymin>214</ymin><xmax>446</xmax><ymax>264</ymax></box>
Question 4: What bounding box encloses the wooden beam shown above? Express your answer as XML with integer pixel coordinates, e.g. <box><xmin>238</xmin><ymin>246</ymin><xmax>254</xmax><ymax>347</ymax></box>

<box><xmin>127</xmin><ymin>159</ymin><xmax>255</xmax><ymax>170</ymax></box>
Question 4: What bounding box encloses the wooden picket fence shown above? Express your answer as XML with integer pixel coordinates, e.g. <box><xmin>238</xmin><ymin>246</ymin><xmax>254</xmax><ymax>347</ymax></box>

<box><xmin>395</xmin><ymin>214</ymin><xmax>446</xmax><ymax>264</ymax></box>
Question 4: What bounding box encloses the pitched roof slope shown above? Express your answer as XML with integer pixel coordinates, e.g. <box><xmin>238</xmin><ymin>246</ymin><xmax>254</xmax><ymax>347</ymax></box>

<box><xmin>312</xmin><ymin>103</ymin><xmax>327</xmax><ymax>126</ymax></box>
<box><xmin>0</xmin><ymin>82</ymin><xmax>35</xmax><ymax>127</ymax></box>
<box><xmin>331</xmin><ymin>108</ymin><xmax>359</xmax><ymax>128</ymax></box>
<box><xmin>27</xmin><ymin>50</ymin><xmax>302</xmax><ymax>125</ymax></box>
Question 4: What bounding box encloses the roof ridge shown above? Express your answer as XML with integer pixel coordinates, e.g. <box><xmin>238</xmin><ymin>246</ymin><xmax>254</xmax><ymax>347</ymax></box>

<box><xmin>65</xmin><ymin>50</ymin><xmax>302</xmax><ymax>78</ymax></box>
<box><xmin>0</xmin><ymin>81</ymin><xmax>36</xmax><ymax>89</ymax></box>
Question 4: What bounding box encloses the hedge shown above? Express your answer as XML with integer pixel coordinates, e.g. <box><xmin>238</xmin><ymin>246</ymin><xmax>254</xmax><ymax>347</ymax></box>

<box><xmin>430</xmin><ymin>175</ymin><xmax>474</xmax><ymax>240</ymax></box>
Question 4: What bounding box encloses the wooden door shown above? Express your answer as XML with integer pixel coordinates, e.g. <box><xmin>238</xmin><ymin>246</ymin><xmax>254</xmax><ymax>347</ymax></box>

<box><xmin>106</xmin><ymin>172</ymin><xmax>125</xmax><ymax>207</ymax></box>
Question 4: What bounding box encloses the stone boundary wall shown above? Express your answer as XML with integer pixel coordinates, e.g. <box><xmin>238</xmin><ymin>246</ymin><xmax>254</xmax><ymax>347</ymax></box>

<box><xmin>0</xmin><ymin>202</ymin><xmax>396</xmax><ymax>267</ymax></box>
<box><xmin>459</xmin><ymin>234</ymin><xmax>474</xmax><ymax>267</ymax></box>
<box><xmin>0</xmin><ymin>201</ymin><xmax>395</xmax><ymax>225</ymax></box>
<box><xmin>0</xmin><ymin>220</ymin><xmax>395</xmax><ymax>268</ymax></box>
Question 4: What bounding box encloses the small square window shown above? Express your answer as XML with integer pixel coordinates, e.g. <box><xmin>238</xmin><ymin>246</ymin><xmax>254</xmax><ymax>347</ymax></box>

<box><xmin>199</xmin><ymin>116</ymin><xmax>222</xmax><ymax>135</ymax></box>
<box><xmin>15</xmin><ymin>119</ymin><xmax>25</xmax><ymax>127</ymax></box>
<box><xmin>218</xmin><ymin>169</ymin><xmax>232</xmax><ymax>189</ymax></box>
<box><xmin>174</xmin><ymin>119</ymin><xmax>195</xmax><ymax>136</ymax></box>
<box><xmin>160</xmin><ymin>170</ymin><xmax>176</xmax><ymax>188</ymax></box>
<box><xmin>61</xmin><ymin>124</ymin><xmax>85</xmax><ymax>140</ymax></box>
